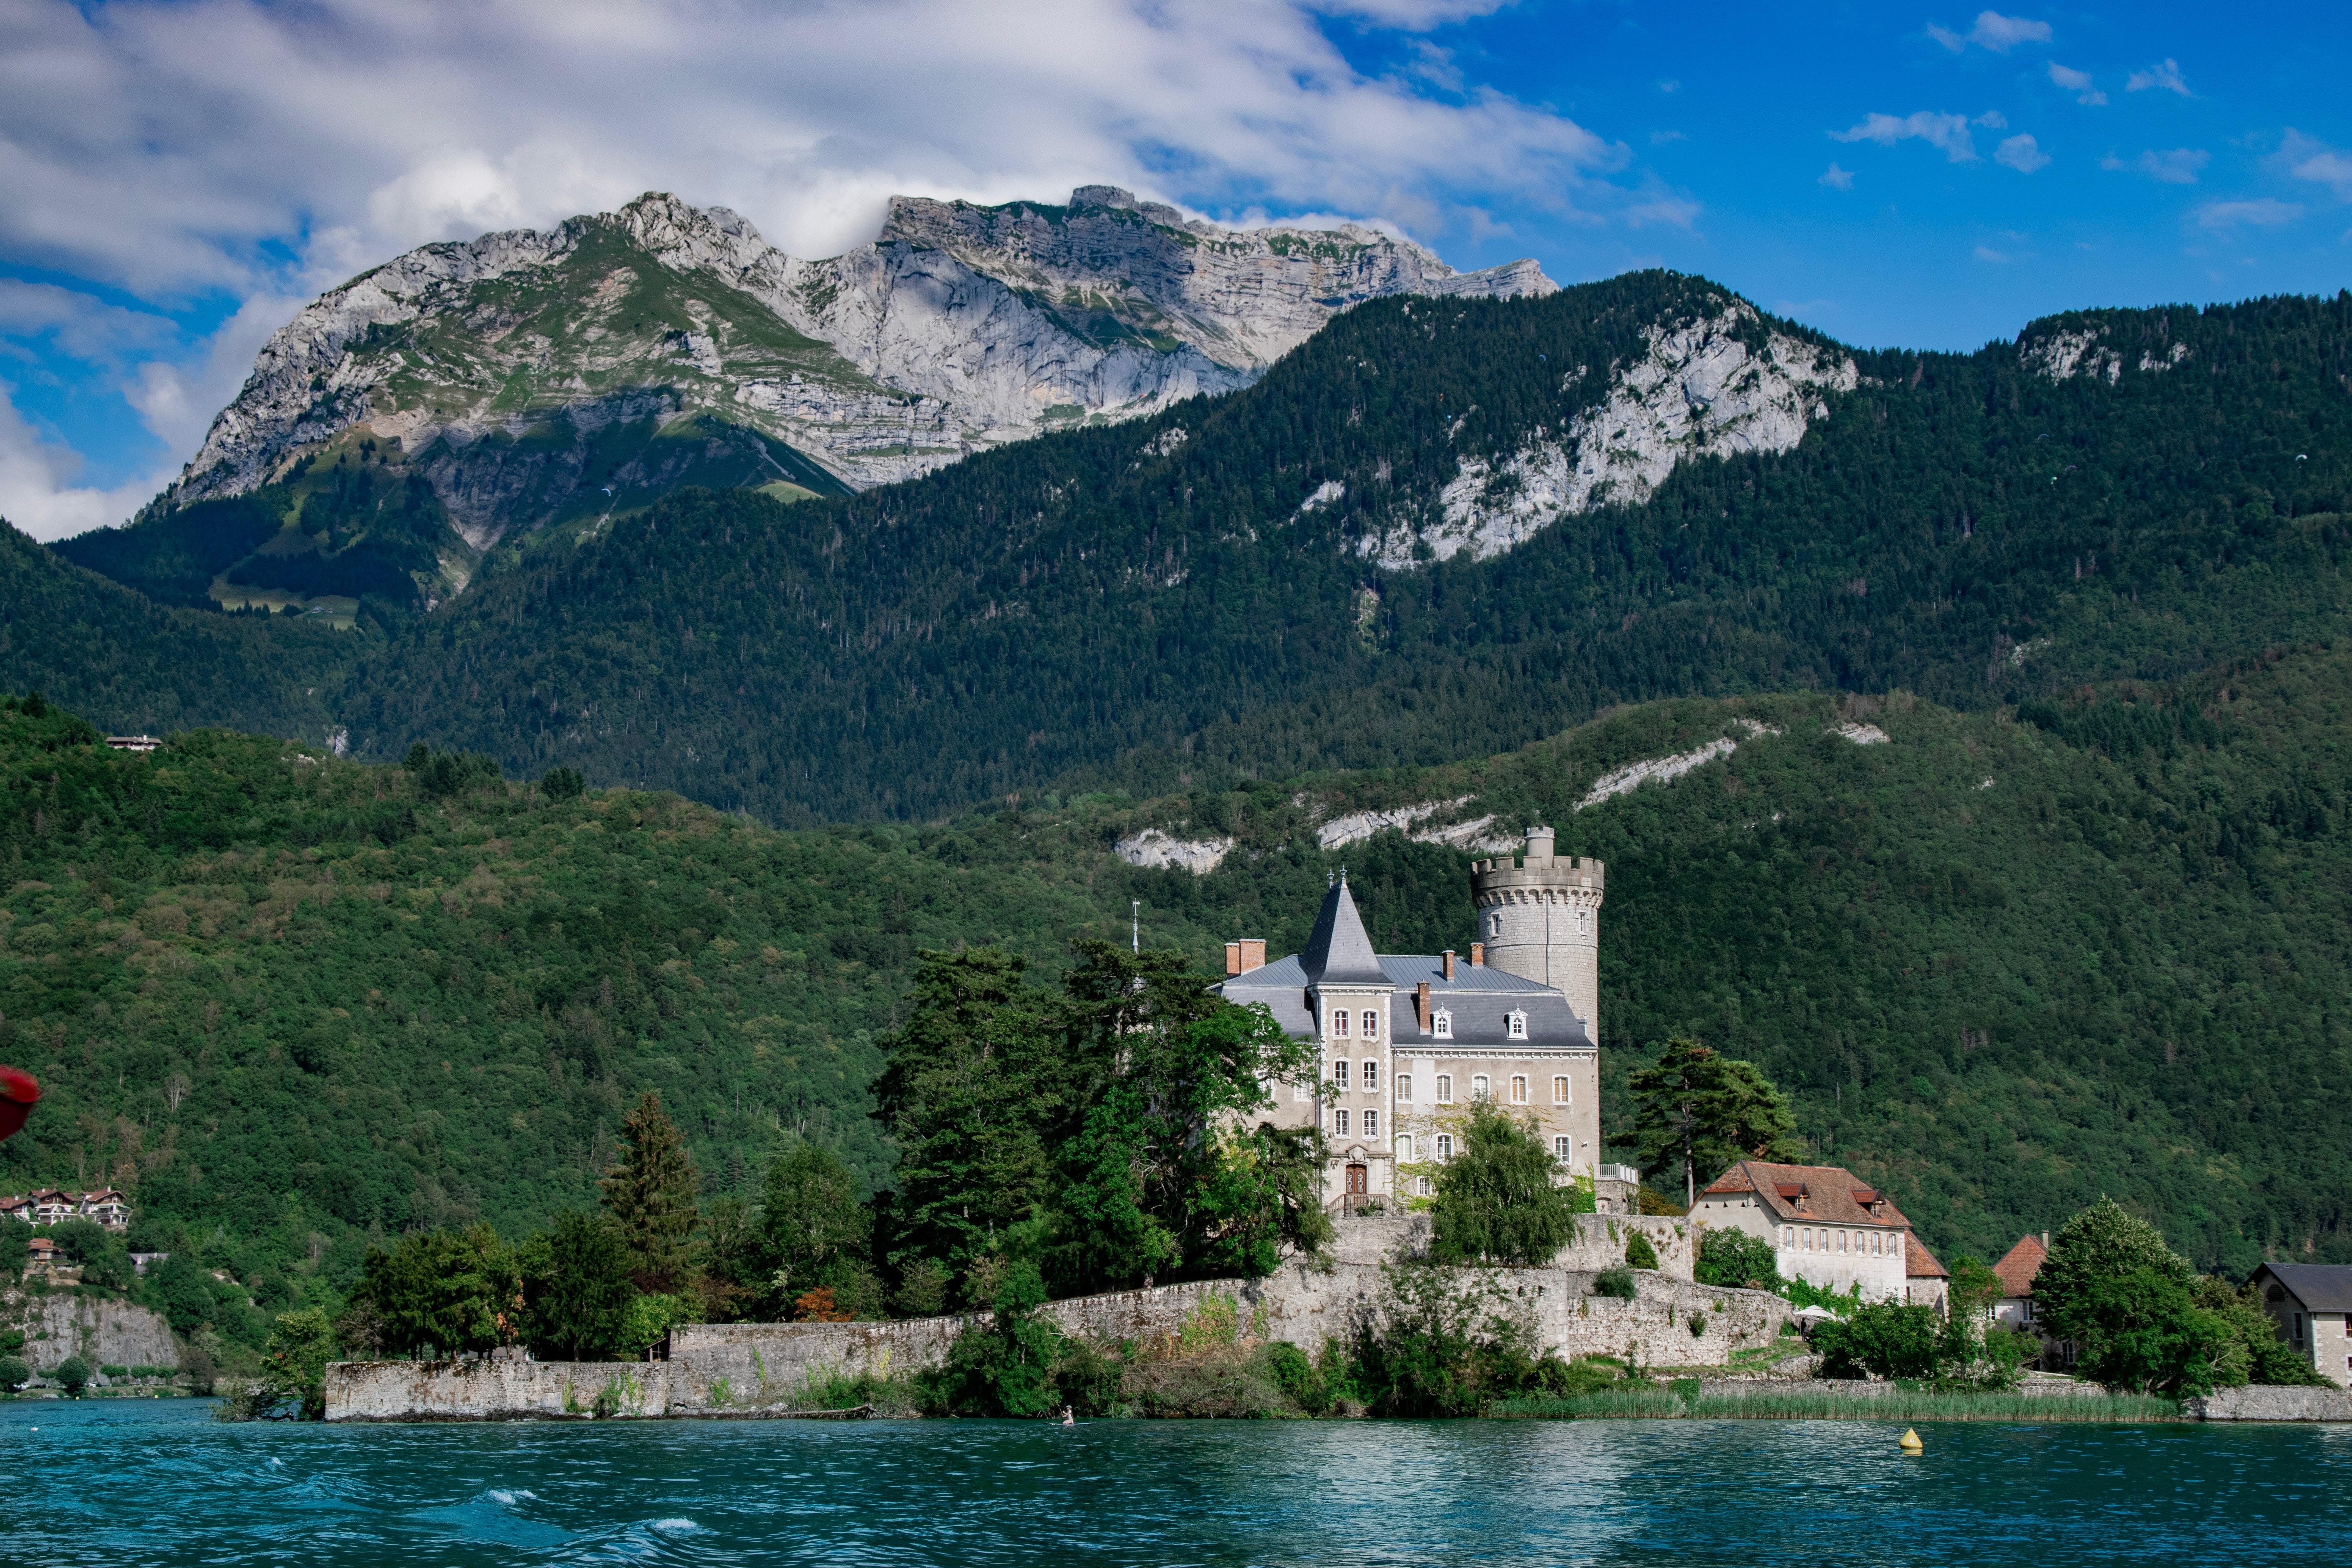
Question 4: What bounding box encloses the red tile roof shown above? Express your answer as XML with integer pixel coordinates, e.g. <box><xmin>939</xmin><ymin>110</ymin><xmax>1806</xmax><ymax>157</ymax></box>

<box><xmin>1907</xmin><ymin>1234</ymin><xmax>1950</xmax><ymax>1279</ymax></box>
<box><xmin>1991</xmin><ymin>1234</ymin><xmax>2047</xmax><ymax>1299</ymax></box>
<box><xmin>1701</xmin><ymin>1161</ymin><xmax>1913</xmax><ymax>1229</ymax></box>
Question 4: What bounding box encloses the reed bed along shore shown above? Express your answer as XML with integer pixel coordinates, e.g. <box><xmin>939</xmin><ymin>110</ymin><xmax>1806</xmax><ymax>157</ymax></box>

<box><xmin>1493</xmin><ymin>1385</ymin><xmax>2182</xmax><ymax>1423</ymax></box>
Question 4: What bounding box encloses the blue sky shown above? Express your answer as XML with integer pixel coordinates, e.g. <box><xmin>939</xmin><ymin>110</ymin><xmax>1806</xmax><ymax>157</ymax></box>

<box><xmin>2</xmin><ymin>0</ymin><xmax>2347</xmax><ymax>539</ymax></box>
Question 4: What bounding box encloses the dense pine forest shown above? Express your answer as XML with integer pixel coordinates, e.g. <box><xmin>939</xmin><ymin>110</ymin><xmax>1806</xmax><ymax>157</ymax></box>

<box><xmin>11</xmin><ymin>274</ymin><xmax>2351</xmax><ymax>825</ymax></box>
<box><xmin>7</xmin><ymin>628</ymin><xmax>2352</xmax><ymax>1293</ymax></box>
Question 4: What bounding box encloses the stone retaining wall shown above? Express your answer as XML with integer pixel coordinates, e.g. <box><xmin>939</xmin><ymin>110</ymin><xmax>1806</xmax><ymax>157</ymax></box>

<box><xmin>324</xmin><ymin>1212</ymin><xmax>1761</xmax><ymax>1422</ymax></box>
<box><xmin>2185</xmin><ymin>1385</ymin><xmax>2352</xmax><ymax>1421</ymax></box>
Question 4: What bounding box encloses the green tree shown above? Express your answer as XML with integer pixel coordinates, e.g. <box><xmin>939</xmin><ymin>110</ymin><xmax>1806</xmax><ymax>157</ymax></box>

<box><xmin>1814</xmin><ymin>1303</ymin><xmax>1942</xmax><ymax>1381</ymax></box>
<box><xmin>2195</xmin><ymin>1278</ymin><xmax>2333</xmax><ymax>1388</ymax></box>
<box><xmin>2036</xmin><ymin>1200</ymin><xmax>2245</xmax><ymax>1395</ymax></box>
<box><xmin>1623</xmin><ymin>1039</ymin><xmax>1801</xmax><ymax>1209</ymax></box>
<box><xmin>919</xmin><ymin>1259</ymin><xmax>1064</xmax><ymax>1417</ymax></box>
<box><xmin>1695</xmin><ymin>1227</ymin><xmax>1779</xmax><ymax>1290</ymax></box>
<box><xmin>347</xmin><ymin>1226</ymin><xmax>521</xmax><ymax>1356</ymax></box>
<box><xmin>53</xmin><ymin>1354</ymin><xmax>89</xmax><ymax>1396</ymax></box>
<box><xmin>1428</xmin><ymin>1102</ymin><xmax>1580</xmax><ymax>1267</ymax></box>
<box><xmin>0</xmin><ymin>1357</ymin><xmax>27</xmax><ymax>1390</ymax></box>
<box><xmin>541</xmin><ymin>765</ymin><xmax>585</xmax><ymax>800</ymax></box>
<box><xmin>762</xmin><ymin>1142</ymin><xmax>878</xmax><ymax>1316</ymax></box>
<box><xmin>520</xmin><ymin>1210</ymin><xmax>636</xmax><ymax>1361</ymax></box>
<box><xmin>257</xmin><ymin>1308</ymin><xmax>341</xmax><ymax>1419</ymax></box>
<box><xmin>601</xmin><ymin>1092</ymin><xmax>702</xmax><ymax>1292</ymax></box>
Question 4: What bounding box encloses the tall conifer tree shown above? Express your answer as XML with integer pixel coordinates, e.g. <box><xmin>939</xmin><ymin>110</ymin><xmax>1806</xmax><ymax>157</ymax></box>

<box><xmin>601</xmin><ymin>1091</ymin><xmax>701</xmax><ymax>1291</ymax></box>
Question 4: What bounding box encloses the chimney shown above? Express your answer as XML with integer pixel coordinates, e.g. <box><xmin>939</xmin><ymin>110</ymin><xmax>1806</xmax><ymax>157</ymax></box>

<box><xmin>1442</xmin><ymin>949</ymin><xmax>1455</xmax><ymax>980</ymax></box>
<box><xmin>1225</xmin><ymin>942</ymin><xmax>1242</xmax><ymax>976</ymax></box>
<box><xmin>1240</xmin><ymin>938</ymin><xmax>1265</xmax><ymax>973</ymax></box>
<box><xmin>1416</xmin><ymin>980</ymin><xmax>1431</xmax><ymax>1030</ymax></box>
<box><xmin>2042</xmin><ymin>1232</ymin><xmax>2049</xmax><ymax>1249</ymax></box>
<box><xmin>1470</xmin><ymin>942</ymin><xmax>1484</xmax><ymax>966</ymax></box>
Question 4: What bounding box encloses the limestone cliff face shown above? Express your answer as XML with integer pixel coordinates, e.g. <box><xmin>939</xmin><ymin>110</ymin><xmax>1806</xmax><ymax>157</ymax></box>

<box><xmin>165</xmin><ymin>188</ymin><xmax>1555</xmax><ymax>541</ymax></box>
<box><xmin>1358</xmin><ymin>299</ymin><xmax>1858</xmax><ymax>570</ymax></box>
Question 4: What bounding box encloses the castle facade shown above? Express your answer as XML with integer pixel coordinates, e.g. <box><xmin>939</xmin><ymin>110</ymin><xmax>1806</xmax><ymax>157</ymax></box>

<box><xmin>1217</xmin><ymin>828</ymin><xmax>1604</xmax><ymax>1208</ymax></box>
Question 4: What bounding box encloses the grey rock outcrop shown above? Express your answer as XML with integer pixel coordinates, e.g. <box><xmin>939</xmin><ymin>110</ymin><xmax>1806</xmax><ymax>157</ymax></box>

<box><xmin>165</xmin><ymin>187</ymin><xmax>1556</xmax><ymax>540</ymax></box>
<box><xmin>12</xmin><ymin>1292</ymin><xmax>180</xmax><ymax>1371</ymax></box>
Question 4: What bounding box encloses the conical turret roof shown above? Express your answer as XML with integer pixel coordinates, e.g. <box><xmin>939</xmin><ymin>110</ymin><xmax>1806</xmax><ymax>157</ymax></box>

<box><xmin>1300</xmin><ymin>875</ymin><xmax>1389</xmax><ymax>987</ymax></box>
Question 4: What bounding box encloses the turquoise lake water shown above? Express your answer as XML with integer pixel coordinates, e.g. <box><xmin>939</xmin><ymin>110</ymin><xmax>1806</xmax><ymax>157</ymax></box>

<box><xmin>3</xmin><ymin>1400</ymin><xmax>2346</xmax><ymax>1566</ymax></box>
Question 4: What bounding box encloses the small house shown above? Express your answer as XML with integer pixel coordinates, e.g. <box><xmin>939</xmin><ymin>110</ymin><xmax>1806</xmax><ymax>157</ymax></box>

<box><xmin>1691</xmin><ymin>1160</ymin><xmax>1921</xmax><ymax>1303</ymax></box>
<box><xmin>1989</xmin><ymin>1232</ymin><xmax>2076</xmax><ymax>1369</ymax></box>
<box><xmin>2249</xmin><ymin>1263</ymin><xmax>2352</xmax><ymax>1388</ymax></box>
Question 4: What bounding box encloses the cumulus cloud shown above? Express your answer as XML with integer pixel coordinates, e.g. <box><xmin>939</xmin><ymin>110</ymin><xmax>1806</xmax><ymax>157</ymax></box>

<box><xmin>2126</xmin><ymin>58</ymin><xmax>2190</xmax><ymax>96</ymax></box>
<box><xmin>0</xmin><ymin>0</ymin><xmax>1632</xmax><ymax>300</ymax></box>
<box><xmin>2195</xmin><ymin>198</ymin><xmax>2304</xmax><ymax>230</ymax></box>
<box><xmin>1819</xmin><ymin>163</ymin><xmax>1856</xmax><ymax>191</ymax></box>
<box><xmin>2279</xmin><ymin>131</ymin><xmax>2352</xmax><ymax>201</ymax></box>
<box><xmin>2101</xmin><ymin>148</ymin><xmax>2210</xmax><ymax>185</ymax></box>
<box><xmin>1996</xmin><ymin>134</ymin><xmax>2050</xmax><ymax>173</ymax></box>
<box><xmin>1833</xmin><ymin>111</ymin><xmax>1980</xmax><ymax>163</ymax></box>
<box><xmin>2047</xmin><ymin>62</ymin><xmax>2105</xmax><ymax>105</ymax></box>
<box><xmin>0</xmin><ymin>385</ymin><xmax>178</xmax><ymax>541</ymax></box>
<box><xmin>1929</xmin><ymin>11</ymin><xmax>2051</xmax><ymax>53</ymax></box>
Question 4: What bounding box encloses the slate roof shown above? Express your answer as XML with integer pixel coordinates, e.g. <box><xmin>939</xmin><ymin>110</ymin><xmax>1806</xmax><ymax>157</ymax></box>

<box><xmin>1700</xmin><ymin>1161</ymin><xmax>1913</xmax><ymax>1229</ymax></box>
<box><xmin>1298</xmin><ymin>877</ymin><xmax>1388</xmax><ymax>987</ymax></box>
<box><xmin>2253</xmin><ymin>1263</ymin><xmax>2352</xmax><ymax>1314</ymax></box>
<box><xmin>1992</xmin><ymin>1234</ymin><xmax>2047</xmax><ymax>1299</ymax></box>
<box><xmin>1219</xmin><ymin>951</ymin><xmax>1591</xmax><ymax>1050</ymax></box>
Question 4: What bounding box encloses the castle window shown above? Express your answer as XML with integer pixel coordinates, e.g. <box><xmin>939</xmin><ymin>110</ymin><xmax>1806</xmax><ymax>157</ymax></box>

<box><xmin>1397</xmin><ymin>1134</ymin><xmax>1414</xmax><ymax>1161</ymax></box>
<box><xmin>1436</xmin><ymin>1074</ymin><xmax>1454</xmax><ymax>1103</ymax></box>
<box><xmin>1332</xmin><ymin>1060</ymin><xmax>1350</xmax><ymax>1089</ymax></box>
<box><xmin>1397</xmin><ymin>1074</ymin><xmax>1413</xmax><ymax>1102</ymax></box>
<box><xmin>1472</xmin><ymin>1074</ymin><xmax>1490</xmax><ymax>1101</ymax></box>
<box><xmin>1510</xmin><ymin>1074</ymin><xmax>1528</xmax><ymax>1104</ymax></box>
<box><xmin>1552</xmin><ymin>1075</ymin><xmax>1570</xmax><ymax>1105</ymax></box>
<box><xmin>1333</xmin><ymin>1109</ymin><xmax>1349</xmax><ymax>1136</ymax></box>
<box><xmin>1577</xmin><ymin>908</ymin><xmax>1588</xmax><ymax>936</ymax></box>
<box><xmin>1436</xmin><ymin>1134</ymin><xmax>1454</xmax><ymax>1161</ymax></box>
<box><xmin>1363</xmin><ymin>1109</ymin><xmax>1378</xmax><ymax>1138</ymax></box>
<box><xmin>1362</xmin><ymin>1010</ymin><xmax>1380</xmax><ymax>1040</ymax></box>
<box><xmin>1489</xmin><ymin>913</ymin><xmax>1503</xmax><ymax>938</ymax></box>
<box><xmin>1507</xmin><ymin>1011</ymin><xmax>1528</xmax><ymax>1040</ymax></box>
<box><xmin>1554</xmin><ymin>1136</ymin><xmax>1572</xmax><ymax>1163</ymax></box>
<box><xmin>1433</xmin><ymin>1009</ymin><xmax>1452</xmax><ymax>1040</ymax></box>
<box><xmin>1362</xmin><ymin>1060</ymin><xmax>1378</xmax><ymax>1093</ymax></box>
<box><xmin>1416</xmin><ymin>1175</ymin><xmax>1432</xmax><ymax>1196</ymax></box>
<box><xmin>1781</xmin><ymin>1227</ymin><xmax>1793</xmax><ymax>1247</ymax></box>
<box><xmin>1331</xmin><ymin>1009</ymin><xmax>1349</xmax><ymax>1039</ymax></box>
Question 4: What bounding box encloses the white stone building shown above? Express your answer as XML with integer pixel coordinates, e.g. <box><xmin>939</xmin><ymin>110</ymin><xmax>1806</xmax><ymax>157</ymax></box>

<box><xmin>1216</xmin><ymin>830</ymin><xmax>1603</xmax><ymax>1209</ymax></box>
<box><xmin>2251</xmin><ymin>1263</ymin><xmax>2352</xmax><ymax>1387</ymax></box>
<box><xmin>1691</xmin><ymin>1160</ymin><xmax>1946</xmax><ymax>1306</ymax></box>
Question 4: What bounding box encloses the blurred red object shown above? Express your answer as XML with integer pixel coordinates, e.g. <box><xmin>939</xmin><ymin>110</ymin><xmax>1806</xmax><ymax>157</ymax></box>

<box><xmin>0</xmin><ymin>1066</ymin><xmax>37</xmax><ymax>1140</ymax></box>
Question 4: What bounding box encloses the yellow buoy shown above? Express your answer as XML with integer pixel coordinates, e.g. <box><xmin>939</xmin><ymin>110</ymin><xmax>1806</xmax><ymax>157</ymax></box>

<box><xmin>1899</xmin><ymin>1428</ymin><xmax>1924</xmax><ymax>1454</ymax></box>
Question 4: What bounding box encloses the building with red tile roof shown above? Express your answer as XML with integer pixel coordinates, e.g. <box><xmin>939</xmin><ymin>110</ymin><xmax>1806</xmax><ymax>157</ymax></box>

<box><xmin>1691</xmin><ymin>1160</ymin><xmax>1938</xmax><ymax>1305</ymax></box>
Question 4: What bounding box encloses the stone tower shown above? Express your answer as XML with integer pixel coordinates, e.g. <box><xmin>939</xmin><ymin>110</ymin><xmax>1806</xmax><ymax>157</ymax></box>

<box><xmin>1471</xmin><ymin>828</ymin><xmax>1605</xmax><ymax>1041</ymax></box>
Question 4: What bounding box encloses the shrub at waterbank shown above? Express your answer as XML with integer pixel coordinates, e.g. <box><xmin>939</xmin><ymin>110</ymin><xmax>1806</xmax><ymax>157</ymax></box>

<box><xmin>1694</xmin><ymin>1228</ymin><xmax>1778</xmax><ymax>1291</ymax></box>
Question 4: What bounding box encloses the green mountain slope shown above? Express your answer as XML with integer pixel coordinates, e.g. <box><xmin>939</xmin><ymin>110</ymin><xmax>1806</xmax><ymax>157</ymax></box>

<box><xmin>0</xmin><ymin>524</ymin><xmax>343</xmax><ymax>741</ymax></box>
<box><xmin>8</xmin><ymin>641</ymin><xmax>2351</xmax><ymax>1279</ymax></box>
<box><xmin>332</xmin><ymin>275</ymin><xmax>2352</xmax><ymax>824</ymax></box>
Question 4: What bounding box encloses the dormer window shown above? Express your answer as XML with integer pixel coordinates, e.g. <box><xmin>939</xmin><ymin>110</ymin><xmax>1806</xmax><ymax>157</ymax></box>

<box><xmin>1433</xmin><ymin>1009</ymin><xmax>1452</xmax><ymax>1040</ymax></box>
<box><xmin>1506</xmin><ymin>1010</ymin><xmax>1528</xmax><ymax>1040</ymax></box>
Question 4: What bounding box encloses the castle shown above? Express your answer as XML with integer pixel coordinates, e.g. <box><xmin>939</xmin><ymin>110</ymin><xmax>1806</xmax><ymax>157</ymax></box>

<box><xmin>1218</xmin><ymin>828</ymin><xmax>1604</xmax><ymax>1208</ymax></box>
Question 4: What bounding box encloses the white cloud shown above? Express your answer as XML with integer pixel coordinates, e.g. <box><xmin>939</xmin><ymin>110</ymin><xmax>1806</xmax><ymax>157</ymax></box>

<box><xmin>2195</xmin><ymin>199</ymin><xmax>2303</xmax><ymax>230</ymax></box>
<box><xmin>1819</xmin><ymin>163</ymin><xmax>1856</xmax><ymax>191</ymax></box>
<box><xmin>1931</xmin><ymin>12</ymin><xmax>2051</xmax><ymax>52</ymax></box>
<box><xmin>0</xmin><ymin>280</ymin><xmax>176</xmax><ymax>365</ymax></box>
<box><xmin>1833</xmin><ymin>111</ymin><xmax>1980</xmax><ymax>163</ymax></box>
<box><xmin>1975</xmin><ymin>110</ymin><xmax>2009</xmax><ymax>131</ymax></box>
<box><xmin>1973</xmin><ymin>245</ymin><xmax>2012</xmax><ymax>262</ymax></box>
<box><xmin>1996</xmin><ymin>134</ymin><xmax>2050</xmax><ymax>173</ymax></box>
<box><xmin>2126</xmin><ymin>58</ymin><xmax>2190</xmax><ymax>96</ymax></box>
<box><xmin>2280</xmin><ymin>131</ymin><xmax>2352</xmax><ymax>201</ymax></box>
<box><xmin>1967</xmin><ymin>11</ymin><xmax>2051</xmax><ymax>51</ymax></box>
<box><xmin>0</xmin><ymin>383</ymin><xmax>176</xmax><ymax>541</ymax></box>
<box><xmin>2047</xmin><ymin>62</ymin><xmax>2105</xmax><ymax>105</ymax></box>
<box><xmin>0</xmin><ymin>0</ymin><xmax>1631</xmax><ymax>301</ymax></box>
<box><xmin>2101</xmin><ymin>148</ymin><xmax>2210</xmax><ymax>185</ymax></box>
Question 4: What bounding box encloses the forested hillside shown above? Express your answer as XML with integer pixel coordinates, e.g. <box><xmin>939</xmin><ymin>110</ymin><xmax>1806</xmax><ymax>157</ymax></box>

<box><xmin>8</xmin><ymin>636</ymin><xmax>2350</xmax><ymax>1283</ymax></box>
<box><xmin>327</xmin><ymin>277</ymin><xmax>2352</xmax><ymax>822</ymax></box>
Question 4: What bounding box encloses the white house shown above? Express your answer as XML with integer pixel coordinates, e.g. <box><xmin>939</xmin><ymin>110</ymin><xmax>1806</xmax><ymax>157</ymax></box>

<box><xmin>1692</xmin><ymin>1160</ymin><xmax>1935</xmax><ymax>1305</ymax></box>
<box><xmin>2250</xmin><ymin>1263</ymin><xmax>2352</xmax><ymax>1388</ymax></box>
